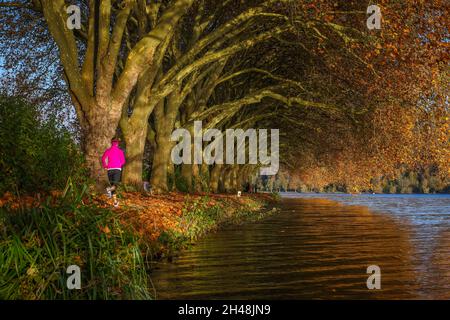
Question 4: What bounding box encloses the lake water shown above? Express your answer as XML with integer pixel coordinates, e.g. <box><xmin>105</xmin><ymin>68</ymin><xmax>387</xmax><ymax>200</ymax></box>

<box><xmin>150</xmin><ymin>193</ymin><xmax>450</xmax><ymax>299</ymax></box>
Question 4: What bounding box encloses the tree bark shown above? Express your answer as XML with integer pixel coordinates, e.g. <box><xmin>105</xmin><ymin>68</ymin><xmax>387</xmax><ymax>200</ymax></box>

<box><xmin>192</xmin><ymin>164</ymin><xmax>202</xmax><ymax>192</ymax></box>
<box><xmin>223</xmin><ymin>166</ymin><xmax>233</xmax><ymax>193</ymax></box>
<box><xmin>83</xmin><ymin>113</ymin><xmax>117</xmax><ymax>189</ymax></box>
<box><xmin>122</xmin><ymin>125</ymin><xmax>147</xmax><ymax>186</ymax></box>
<box><xmin>231</xmin><ymin>166</ymin><xmax>239</xmax><ymax>192</ymax></box>
<box><xmin>167</xmin><ymin>161</ymin><xmax>175</xmax><ymax>191</ymax></box>
<box><xmin>82</xmin><ymin>96</ymin><xmax>129</xmax><ymax>188</ymax></box>
<box><xmin>200</xmin><ymin>162</ymin><xmax>210</xmax><ymax>192</ymax></box>
<box><xmin>235</xmin><ymin>166</ymin><xmax>244</xmax><ymax>192</ymax></box>
<box><xmin>121</xmin><ymin>102</ymin><xmax>156</xmax><ymax>186</ymax></box>
<box><xmin>181</xmin><ymin>163</ymin><xmax>193</xmax><ymax>192</ymax></box>
<box><xmin>210</xmin><ymin>164</ymin><xmax>222</xmax><ymax>193</ymax></box>
<box><xmin>150</xmin><ymin>134</ymin><xmax>173</xmax><ymax>193</ymax></box>
<box><xmin>150</xmin><ymin>100</ymin><xmax>177</xmax><ymax>193</ymax></box>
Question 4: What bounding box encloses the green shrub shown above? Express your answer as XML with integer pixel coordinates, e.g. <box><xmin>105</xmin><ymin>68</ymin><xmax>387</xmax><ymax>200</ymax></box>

<box><xmin>0</xmin><ymin>184</ymin><xmax>152</xmax><ymax>300</ymax></box>
<box><xmin>0</xmin><ymin>96</ymin><xmax>87</xmax><ymax>195</ymax></box>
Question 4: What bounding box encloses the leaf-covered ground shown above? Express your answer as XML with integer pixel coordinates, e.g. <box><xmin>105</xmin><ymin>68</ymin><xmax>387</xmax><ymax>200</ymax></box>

<box><xmin>0</xmin><ymin>190</ymin><xmax>275</xmax><ymax>243</ymax></box>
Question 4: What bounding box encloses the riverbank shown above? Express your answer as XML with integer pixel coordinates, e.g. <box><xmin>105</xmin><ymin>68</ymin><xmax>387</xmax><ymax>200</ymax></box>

<box><xmin>0</xmin><ymin>187</ymin><xmax>278</xmax><ymax>299</ymax></box>
<box><xmin>114</xmin><ymin>192</ymin><xmax>278</xmax><ymax>261</ymax></box>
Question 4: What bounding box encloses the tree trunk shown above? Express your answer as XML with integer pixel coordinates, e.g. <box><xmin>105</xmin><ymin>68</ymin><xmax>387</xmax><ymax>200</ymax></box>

<box><xmin>210</xmin><ymin>164</ymin><xmax>222</xmax><ymax>193</ymax></box>
<box><xmin>235</xmin><ymin>166</ymin><xmax>243</xmax><ymax>192</ymax></box>
<box><xmin>150</xmin><ymin>134</ymin><xmax>173</xmax><ymax>193</ymax></box>
<box><xmin>192</xmin><ymin>164</ymin><xmax>202</xmax><ymax>192</ymax></box>
<box><xmin>123</xmin><ymin>123</ymin><xmax>147</xmax><ymax>187</ymax></box>
<box><xmin>223</xmin><ymin>166</ymin><xmax>233</xmax><ymax>193</ymax></box>
<box><xmin>83</xmin><ymin>111</ymin><xmax>117</xmax><ymax>189</ymax></box>
<box><xmin>200</xmin><ymin>162</ymin><xmax>209</xmax><ymax>192</ymax></box>
<box><xmin>181</xmin><ymin>163</ymin><xmax>193</xmax><ymax>192</ymax></box>
<box><xmin>167</xmin><ymin>162</ymin><xmax>174</xmax><ymax>191</ymax></box>
<box><xmin>231</xmin><ymin>166</ymin><xmax>239</xmax><ymax>192</ymax></box>
<box><xmin>84</xmin><ymin>134</ymin><xmax>110</xmax><ymax>188</ymax></box>
<box><xmin>150</xmin><ymin>100</ymin><xmax>178</xmax><ymax>193</ymax></box>
<box><xmin>180</xmin><ymin>123</ymin><xmax>196</xmax><ymax>192</ymax></box>
<box><xmin>219</xmin><ymin>165</ymin><xmax>228</xmax><ymax>192</ymax></box>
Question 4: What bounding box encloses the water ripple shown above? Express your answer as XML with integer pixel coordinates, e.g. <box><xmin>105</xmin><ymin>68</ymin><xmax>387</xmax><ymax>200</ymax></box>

<box><xmin>151</xmin><ymin>193</ymin><xmax>450</xmax><ymax>299</ymax></box>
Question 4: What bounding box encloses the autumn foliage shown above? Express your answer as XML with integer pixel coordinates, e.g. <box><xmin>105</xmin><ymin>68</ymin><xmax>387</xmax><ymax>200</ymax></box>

<box><xmin>279</xmin><ymin>0</ymin><xmax>449</xmax><ymax>191</ymax></box>
<box><xmin>0</xmin><ymin>188</ymin><xmax>273</xmax><ymax>243</ymax></box>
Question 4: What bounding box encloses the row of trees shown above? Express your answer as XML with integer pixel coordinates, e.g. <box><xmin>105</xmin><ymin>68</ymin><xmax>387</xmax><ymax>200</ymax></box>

<box><xmin>1</xmin><ymin>0</ymin><xmax>448</xmax><ymax>194</ymax></box>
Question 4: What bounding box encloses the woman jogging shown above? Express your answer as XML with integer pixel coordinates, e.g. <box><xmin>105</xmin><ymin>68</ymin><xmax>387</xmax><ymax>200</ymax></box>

<box><xmin>101</xmin><ymin>137</ymin><xmax>126</xmax><ymax>207</ymax></box>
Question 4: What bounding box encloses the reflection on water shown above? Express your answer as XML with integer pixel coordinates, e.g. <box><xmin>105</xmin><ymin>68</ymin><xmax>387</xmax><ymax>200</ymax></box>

<box><xmin>150</xmin><ymin>193</ymin><xmax>450</xmax><ymax>299</ymax></box>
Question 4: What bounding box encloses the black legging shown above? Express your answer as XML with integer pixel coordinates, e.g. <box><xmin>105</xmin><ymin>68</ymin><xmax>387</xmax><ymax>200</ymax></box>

<box><xmin>107</xmin><ymin>169</ymin><xmax>122</xmax><ymax>195</ymax></box>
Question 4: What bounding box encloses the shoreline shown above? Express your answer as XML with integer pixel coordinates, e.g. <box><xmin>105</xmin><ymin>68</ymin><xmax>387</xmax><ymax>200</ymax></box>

<box><xmin>120</xmin><ymin>192</ymin><xmax>280</xmax><ymax>264</ymax></box>
<box><xmin>0</xmin><ymin>188</ymin><xmax>279</xmax><ymax>299</ymax></box>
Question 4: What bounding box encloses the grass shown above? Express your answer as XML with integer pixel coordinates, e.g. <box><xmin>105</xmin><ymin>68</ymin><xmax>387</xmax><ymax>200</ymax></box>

<box><xmin>0</xmin><ymin>183</ymin><xmax>152</xmax><ymax>300</ymax></box>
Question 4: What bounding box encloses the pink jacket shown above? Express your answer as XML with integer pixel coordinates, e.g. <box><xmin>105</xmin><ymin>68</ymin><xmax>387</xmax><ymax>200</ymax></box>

<box><xmin>102</xmin><ymin>141</ymin><xmax>126</xmax><ymax>169</ymax></box>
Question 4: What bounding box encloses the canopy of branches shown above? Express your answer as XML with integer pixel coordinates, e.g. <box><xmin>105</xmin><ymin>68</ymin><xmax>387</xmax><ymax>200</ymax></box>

<box><xmin>0</xmin><ymin>0</ymin><xmax>448</xmax><ymax>192</ymax></box>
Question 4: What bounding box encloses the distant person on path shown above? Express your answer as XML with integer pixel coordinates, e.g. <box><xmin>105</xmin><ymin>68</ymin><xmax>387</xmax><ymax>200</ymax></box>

<box><xmin>102</xmin><ymin>137</ymin><xmax>126</xmax><ymax>207</ymax></box>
